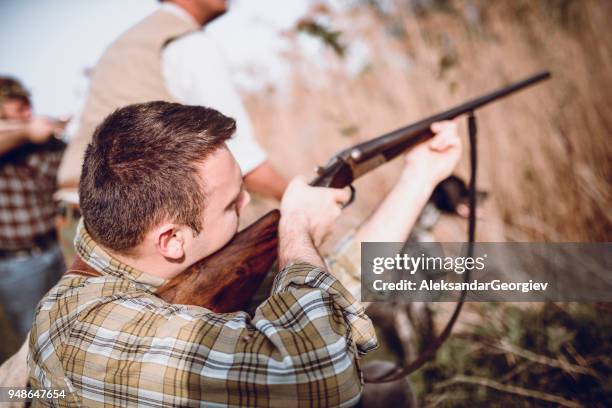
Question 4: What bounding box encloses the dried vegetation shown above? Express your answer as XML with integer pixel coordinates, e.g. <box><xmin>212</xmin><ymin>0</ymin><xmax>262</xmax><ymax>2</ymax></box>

<box><xmin>243</xmin><ymin>0</ymin><xmax>612</xmax><ymax>243</ymax></box>
<box><xmin>241</xmin><ymin>1</ymin><xmax>612</xmax><ymax>405</ymax></box>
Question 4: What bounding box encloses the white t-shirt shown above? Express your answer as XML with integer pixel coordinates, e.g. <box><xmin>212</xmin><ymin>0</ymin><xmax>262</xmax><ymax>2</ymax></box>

<box><xmin>160</xmin><ymin>3</ymin><xmax>267</xmax><ymax>174</ymax></box>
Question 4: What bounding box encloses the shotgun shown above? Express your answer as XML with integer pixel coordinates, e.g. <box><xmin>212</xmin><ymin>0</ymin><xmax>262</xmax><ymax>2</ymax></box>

<box><xmin>156</xmin><ymin>71</ymin><xmax>551</xmax><ymax>312</ymax></box>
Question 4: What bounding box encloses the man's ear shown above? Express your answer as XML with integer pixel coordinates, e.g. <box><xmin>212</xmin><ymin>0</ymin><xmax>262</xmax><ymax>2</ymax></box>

<box><xmin>154</xmin><ymin>224</ymin><xmax>185</xmax><ymax>260</ymax></box>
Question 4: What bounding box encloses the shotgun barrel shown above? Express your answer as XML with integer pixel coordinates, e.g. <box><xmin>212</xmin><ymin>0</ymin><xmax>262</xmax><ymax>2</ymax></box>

<box><xmin>311</xmin><ymin>71</ymin><xmax>551</xmax><ymax>189</ymax></box>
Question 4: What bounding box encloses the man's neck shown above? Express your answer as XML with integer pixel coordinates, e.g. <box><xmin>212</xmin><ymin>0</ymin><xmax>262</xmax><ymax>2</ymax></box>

<box><xmin>109</xmin><ymin>249</ymin><xmax>186</xmax><ymax>280</ymax></box>
<box><xmin>163</xmin><ymin>0</ymin><xmax>221</xmax><ymax>26</ymax></box>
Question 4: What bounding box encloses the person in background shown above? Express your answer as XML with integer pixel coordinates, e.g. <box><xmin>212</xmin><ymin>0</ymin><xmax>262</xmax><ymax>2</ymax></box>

<box><xmin>56</xmin><ymin>0</ymin><xmax>287</xmax><ymax>264</ymax></box>
<box><xmin>0</xmin><ymin>77</ymin><xmax>66</xmax><ymax>342</ymax></box>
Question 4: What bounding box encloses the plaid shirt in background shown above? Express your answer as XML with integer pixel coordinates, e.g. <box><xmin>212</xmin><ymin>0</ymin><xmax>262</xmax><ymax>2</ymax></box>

<box><xmin>0</xmin><ymin>139</ymin><xmax>64</xmax><ymax>250</ymax></box>
<box><xmin>29</xmin><ymin>221</ymin><xmax>377</xmax><ymax>407</ymax></box>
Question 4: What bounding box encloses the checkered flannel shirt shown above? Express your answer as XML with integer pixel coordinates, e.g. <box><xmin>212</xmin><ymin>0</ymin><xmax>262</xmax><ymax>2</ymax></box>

<box><xmin>0</xmin><ymin>139</ymin><xmax>64</xmax><ymax>250</ymax></box>
<box><xmin>28</xmin><ymin>222</ymin><xmax>377</xmax><ymax>407</ymax></box>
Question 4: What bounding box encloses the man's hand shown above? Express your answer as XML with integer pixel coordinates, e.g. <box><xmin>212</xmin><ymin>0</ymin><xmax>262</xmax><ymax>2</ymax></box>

<box><xmin>1</xmin><ymin>117</ymin><xmax>64</xmax><ymax>156</ymax></box>
<box><xmin>26</xmin><ymin>117</ymin><xmax>62</xmax><ymax>144</ymax></box>
<box><xmin>281</xmin><ymin>176</ymin><xmax>350</xmax><ymax>246</ymax></box>
<box><xmin>402</xmin><ymin>120</ymin><xmax>462</xmax><ymax>184</ymax></box>
<box><xmin>278</xmin><ymin>176</ymin><xmax>350</xmax><ymax>269</ymax></box>
<box><xmin>355</xmin><ymin>120</ymin><xmax>463</xmax><ymax>243</ymax></box>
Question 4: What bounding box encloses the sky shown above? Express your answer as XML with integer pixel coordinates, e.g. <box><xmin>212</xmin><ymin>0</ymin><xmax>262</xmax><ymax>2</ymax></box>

<box><xmin>0</xmin><ymin>0</ymin><xmax>312</xmax><ymax>117</ymax></box>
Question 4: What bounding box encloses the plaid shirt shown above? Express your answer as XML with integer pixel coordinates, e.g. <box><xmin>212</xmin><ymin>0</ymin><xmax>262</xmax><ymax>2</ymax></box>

<box><xmin>0</xmin><ymin>139</ymin><xmax>64</xmax><ymax>250</ymax></box>
<box><xmin>28</xmin><ymin>222</ymin><xmax>377</xmax><ymax>407</ymax></box>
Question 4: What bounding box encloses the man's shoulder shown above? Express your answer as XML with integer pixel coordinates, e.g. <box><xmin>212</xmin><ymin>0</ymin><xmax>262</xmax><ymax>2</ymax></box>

<box><xmin>35</xmin><ymin>274</ymin><xmax>136</xmax><ymax>319</ymax></box>
<box><xmin>36</xmin><ymin>273</ymin><xmax>228</xmax><ymax>329</ymax></box>
<box><xmin>31</xmin><ymin>273</ymin><xmax>241</xmax><ymax>367</ymax></box>
<box><xmin>163</xmin><ymin>30</ymin><xmax>221</xmax><ymax>61</ymax></box>
<box><xmin>33</xmin><ymin>275</ymin><xmax>177</xmax><ymax>345</ymax></box>
<box><xmin>169</xmin><ymin>29</ymin><xmax>215</xmax><ymax>48</ymax></box>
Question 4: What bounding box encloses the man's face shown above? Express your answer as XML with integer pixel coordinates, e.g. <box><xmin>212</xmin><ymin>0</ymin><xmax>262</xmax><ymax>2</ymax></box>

<box><xmin>1</xmin><ymin>98</ymin><xmax>32</xmax><ymax>120</ymax></box>
<box><xmin>185</xmin><ymin>145</ymin><xmax>249</xmax><ymax>262</ymax></box>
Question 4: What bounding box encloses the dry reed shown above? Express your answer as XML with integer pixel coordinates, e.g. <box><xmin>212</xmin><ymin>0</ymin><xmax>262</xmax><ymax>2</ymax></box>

<box><xmin>241</xmin><ymin>0</ymin><xmax>611</xmax><ymax>243</ymax></box>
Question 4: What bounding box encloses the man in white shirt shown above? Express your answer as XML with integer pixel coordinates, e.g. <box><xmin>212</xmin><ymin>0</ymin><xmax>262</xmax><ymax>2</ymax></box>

<box><xmin>59</xmin><ymin>0</ymin><xmax>286</xmax><ymax>200</ymax></box>
<box><xmin>159</xmin><ymin>0</ymin><xmax>288</xmax><ymax>199</ymax></box>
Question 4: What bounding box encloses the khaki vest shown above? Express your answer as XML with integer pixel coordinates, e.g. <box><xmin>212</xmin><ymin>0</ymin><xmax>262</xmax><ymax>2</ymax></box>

<box><xmin>57</xmin><ymin>10</ymin><xmax>199</xmax><ymax>187</ymax></box>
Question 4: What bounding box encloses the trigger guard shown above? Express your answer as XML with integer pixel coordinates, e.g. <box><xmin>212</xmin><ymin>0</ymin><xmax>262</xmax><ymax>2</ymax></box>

<box><xmin>341</xmin><ymin>185</ymin><xmax>356</xmax><ymax>209</ymax></box>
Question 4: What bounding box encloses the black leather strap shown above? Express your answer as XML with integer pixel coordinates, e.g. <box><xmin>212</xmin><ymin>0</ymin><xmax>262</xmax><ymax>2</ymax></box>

<box><xmin>366</xmin><ymin>112</ymin><xmax>478</xmax><ymax>383</ymax></box>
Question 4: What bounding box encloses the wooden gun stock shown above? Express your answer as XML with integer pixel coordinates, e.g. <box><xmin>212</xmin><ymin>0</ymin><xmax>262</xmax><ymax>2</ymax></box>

<box><xmin>156</xmin><ymin>210</ymin><xmax>280</xmax><ymax>312</ymax></box>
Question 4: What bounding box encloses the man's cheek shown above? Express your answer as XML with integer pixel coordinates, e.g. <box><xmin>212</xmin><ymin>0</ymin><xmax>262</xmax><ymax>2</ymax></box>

<box><xmin>229</xmin><ymin>213</ymin><xmax>240</xmax><ymax>235</ymax></box>
<box><xmin>219</xmin><ymin>213</ymin><xmax>239</xmax><ymax>241</ymax></box>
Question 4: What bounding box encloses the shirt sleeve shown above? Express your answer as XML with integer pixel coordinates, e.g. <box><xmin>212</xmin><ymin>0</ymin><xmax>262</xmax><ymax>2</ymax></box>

<box><xmin>161</xmin><ymin>32</ymin><xmax>267</xmax><ymax>174</ymax></box>
<box><xmin>161</xmin><ymin>262</ymin><xmax>376</xmax><ymax>406</ymax></box>
<box><xmin>323</xmin><ymin>230</ymin><xmax>363</xmax><ymax>301</ymax></box>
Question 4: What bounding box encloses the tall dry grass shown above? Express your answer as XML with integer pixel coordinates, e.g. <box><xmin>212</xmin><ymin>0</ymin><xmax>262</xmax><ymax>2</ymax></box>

<box><xmin>242</xmin><ymin>0</ymin><xmax>611</xmax><ymax>243</ymax></box>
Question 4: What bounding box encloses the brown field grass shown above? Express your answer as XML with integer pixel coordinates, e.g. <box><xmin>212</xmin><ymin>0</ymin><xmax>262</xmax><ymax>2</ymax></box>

<box><xmin>241</xmin><ymin>4</ymin><xmax>612</xmax><ymax>401</ymax></box>
<box><xmin>242</xmin><ymin>0</ymin><xmax>611</xmax><ymax>243</ymax></box>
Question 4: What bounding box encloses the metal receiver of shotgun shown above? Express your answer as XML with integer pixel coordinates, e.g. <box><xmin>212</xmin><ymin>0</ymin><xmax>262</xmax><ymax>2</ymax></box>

<box><xmin>156</xmin><ymin>71</ymin><xmax>551</xmax><ymax>313</ymax></box>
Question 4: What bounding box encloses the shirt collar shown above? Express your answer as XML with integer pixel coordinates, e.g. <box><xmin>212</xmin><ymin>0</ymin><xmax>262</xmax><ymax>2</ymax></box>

<box><xmin>160</xmin><ymin>2</ymin><xmax>200</xmax><ymax>27</ymax></box>
<box><xmin>74</xmin><ymin>218</ymin><xmax>167</xmax><ymax>291</ymax></box>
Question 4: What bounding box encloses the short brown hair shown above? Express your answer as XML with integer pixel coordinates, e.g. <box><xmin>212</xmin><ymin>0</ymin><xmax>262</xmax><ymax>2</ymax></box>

<box><xmin>0</xmin><ymin>76</ymin><xmax>30</xmax><ymax>106</ymax></box>
<box><xmin>79</xmin><ymin>101</ymin><xmax>235</xmax><ymax>252</ymax></box>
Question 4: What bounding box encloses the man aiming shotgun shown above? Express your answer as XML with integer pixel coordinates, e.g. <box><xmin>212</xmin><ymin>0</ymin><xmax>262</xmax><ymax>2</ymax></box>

<box><xmin>25</xmin><ymin>101</ymin><xmax>461</xmax><ymax>407</ymax></box>
<box><xmin>154</xmin><ymin>71</ymin><xmax>550</xmax><ymax>313</ymax></box>
<box><xmin>1</xmin><ymin>72</ymin><xmax>548</xmax><ymax>406</ymax></box>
